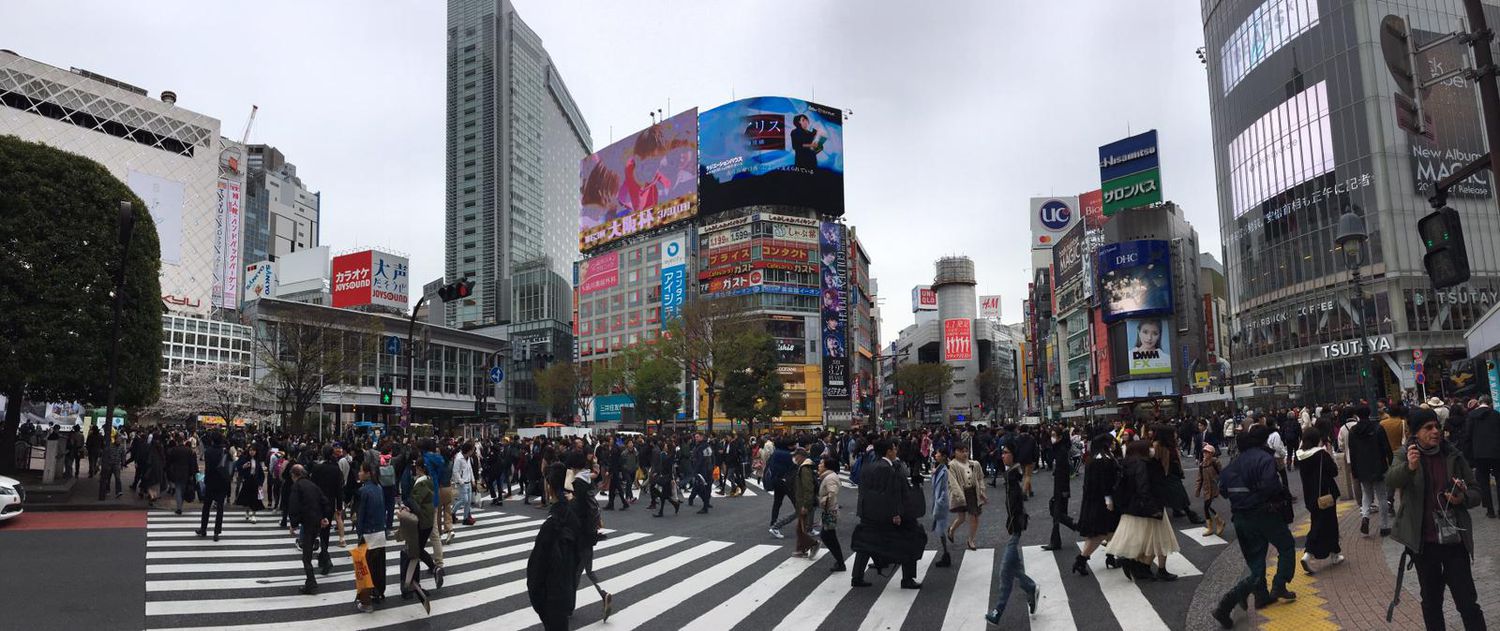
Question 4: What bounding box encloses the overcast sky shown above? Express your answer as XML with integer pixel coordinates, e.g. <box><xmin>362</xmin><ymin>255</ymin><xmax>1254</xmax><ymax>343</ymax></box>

<box><xmin>4</xmin><ymin>0</ymin><xmax>1217</xmax><ymax>338</ymax></box>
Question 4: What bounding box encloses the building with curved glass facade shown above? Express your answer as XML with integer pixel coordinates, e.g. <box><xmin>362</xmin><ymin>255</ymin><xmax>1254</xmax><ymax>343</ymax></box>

<box><xmin>1204</xmin><ymin>0</ymin><xmax>1500</xmax><ymax>404</ymax></box>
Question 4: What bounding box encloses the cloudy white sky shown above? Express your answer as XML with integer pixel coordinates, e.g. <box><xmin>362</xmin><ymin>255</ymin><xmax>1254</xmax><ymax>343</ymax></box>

<box><xmin>4</xmin><ymin>0</ymin><xmax>1217</xmax><ymax>337</ymax></box>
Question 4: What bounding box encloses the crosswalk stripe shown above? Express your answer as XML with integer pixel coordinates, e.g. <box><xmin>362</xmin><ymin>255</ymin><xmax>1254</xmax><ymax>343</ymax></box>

<box><xmin>145</xmin><ymin>519</ymin><xmax>544</xmax><ymax>557</ymax></box>
<box><xmin>1077</xmin><ymin>550</ymin><xmax>1170</xmax><ymax>630</ymax></box>
<box><xmin>577</xmin><ymin>544</ymin><xmax>780</xmax><ymax>631</ymax></box>
<box><xmin>146</xmin><ymin>525</ymin><xmax>547</xmax><ymax>574</ymax></box>
<box><xmin>858</xmin><ymin>550</ymin><xmax>938</xmax><ymax>631</ymax></box>
<box><xmin>1178</xmin><ymin>526</ymin><xmax>1228</xmax><ymax>547</ymax></box>
<box><xmin>942</xmin><ymin>548</ymin><xmax>994</xmax><ymax>631</ymax></box>
<box><xmin>770</xmin><ymin>552</ymin><xmax>855</xmax><ymax>631</ymax></box>
<box><xmin>682</xmin><ymin>549</ymin><xmax>826</xmax><ymax>629</ymax></box>
<box><xmin>145</xmin><ymin>514</ymin><xmax>529</xmax><ymax>546</ymax></box>
<box><xmin>467</xmin><ymin>539</ymin><xmax>733</xmax><ymax>631</ymax></box>
<box><xmin>1086</xmin><ymin>540</ymin><xmax>1204</xmax><ymax>578</ymax></box>
<box><xmin>1022</xmin><ymin>546</ymin><xmax>1076</xmax><ymax>628</ymax></box>
<box><xmin>144</xmin><ymin>532</ymin><xmax>653</xmax><ymax>617</ymax></box>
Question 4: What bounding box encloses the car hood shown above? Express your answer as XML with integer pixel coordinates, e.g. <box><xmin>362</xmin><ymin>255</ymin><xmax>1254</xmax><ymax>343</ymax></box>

<box><xmin>0</xmin><ymin>475</ymin><xmax>18</xmax><ymax>489</ymax></box>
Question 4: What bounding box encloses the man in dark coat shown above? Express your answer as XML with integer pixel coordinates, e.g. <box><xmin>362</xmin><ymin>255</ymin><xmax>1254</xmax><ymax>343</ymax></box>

<box><xmin>165</xmin><ymin>439</ymin><xmax>197</xmax><ymax>515</ymax></box>
<box><xmin>196</xmin><ymin>434</ymin><xmax>231</xmax><ymax>541</ymax></box>
<box><xmin>1347</xmin><ymin>407</ymin><xmax>1393</xmax><ymax>536</ymax></box>
<box><xmin>528</xmin><ymin>463</ymin><xmax>582</xmax><ymax>631</ymax></box>
<box><xmin>850</xmin><ymin>439</ymin><xmax>926</xmax><ymax>589</ymax></box>
<box><xmin>310</xmin><ymin>448</ymin><xmax>343</xmax><ymax>569</ymax></box>
<box><xmin>689</xmin><ymin>433</ymin><xmax>714</xmax><ymax>514</ymax></box>
<box><xmin>286</xmin><ymin>464</ymin><xmax>331</xmax><ymax>595</ymax></box>
<box><xmin>1013</xmin><ymin>428</ymin><xmax>1038</xmax><ymax>497</ymax></box>
<box><xmin>1465</xmin><ymin>396</ymin><xmax>1500</xmax><ymax>518</ymax></box>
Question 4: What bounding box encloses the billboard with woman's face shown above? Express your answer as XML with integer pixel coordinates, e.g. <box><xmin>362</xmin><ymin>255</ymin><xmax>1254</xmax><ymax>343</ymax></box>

<box><xmin>579</xmin><ymin>109</ymin><xmax>699</xmax><ymax>252</ymax></box>
<box><xmin>1097</xmin><ymin>239</ymin><xmax>1173</xmax><ymax>322</ymax></box>
<box><xmin>1126</xmin><ymin>318</ymin><xmax>1172</xmax><ymax>376</ymax></box>
<box><xmin>698</xmin><ymin>96</ymin><xmax>845</xmax><ymax>216</ymax></box>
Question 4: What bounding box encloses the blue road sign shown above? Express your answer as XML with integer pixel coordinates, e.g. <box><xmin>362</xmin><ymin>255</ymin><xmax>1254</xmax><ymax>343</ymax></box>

<box><xmin>385</xmin><ymin>336</ymin><xmax>401</xmax><ymax>355</ymax></box>
<box><xmin>490</xmin><ymin>366</ymin><xmax>505</xmax><ymax>384</ymax></box>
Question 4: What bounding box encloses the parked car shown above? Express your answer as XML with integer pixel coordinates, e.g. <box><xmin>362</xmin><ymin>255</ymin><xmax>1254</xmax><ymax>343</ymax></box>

<box><xmin>0</xmin><ymin>475</ymin><xmax>23</xmax><ymax>522</ymax></box>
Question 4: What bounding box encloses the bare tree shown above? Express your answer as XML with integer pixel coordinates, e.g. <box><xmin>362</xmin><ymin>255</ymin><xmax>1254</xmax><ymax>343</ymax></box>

<box><xmin>253</xmin><ymin>309</ymin><xmax>379</xmax><ymax>432</ymax></box>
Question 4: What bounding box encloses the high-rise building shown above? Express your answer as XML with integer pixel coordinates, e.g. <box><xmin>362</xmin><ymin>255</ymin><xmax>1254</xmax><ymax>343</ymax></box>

<box><xmin>243</xmin><ymin>144</ymin><xmax>320</xmax><ymax>266</ymax></box>
<box><xmin>444</xmin><ymin>0</ymin><xmax>591</xmax><ymax>330</ymax></box>
<box><xmin>1203</xmin><ymin>0</ymin><xmax>1500</xmax><ymax>403</ymax></box>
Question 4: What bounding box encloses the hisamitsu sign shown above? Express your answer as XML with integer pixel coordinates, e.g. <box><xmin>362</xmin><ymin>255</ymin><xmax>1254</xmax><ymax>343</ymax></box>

<box><xmin>1099</xmin><ymin>130</ymin><xmax>1163</xmax><ymax>216</ymax></box>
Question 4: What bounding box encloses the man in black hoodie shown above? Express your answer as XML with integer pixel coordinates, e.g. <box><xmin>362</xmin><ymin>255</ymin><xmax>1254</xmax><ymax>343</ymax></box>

<box><xmin>286</xmin><ymin>464</ymin><xmax>330</xmax><ymax>595</ymax></box>
<box><xmin>1346</xmin><ymin>405</ymin><xmax>1393</xmax><ymax>537</ymax></box>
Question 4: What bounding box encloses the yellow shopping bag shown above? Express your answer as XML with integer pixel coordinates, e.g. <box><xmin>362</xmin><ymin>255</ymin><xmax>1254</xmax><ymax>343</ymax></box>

<box><xmin>351</xmin><ymin>543</ymin><xmax>374</xmax><ymax>592</ymax></box>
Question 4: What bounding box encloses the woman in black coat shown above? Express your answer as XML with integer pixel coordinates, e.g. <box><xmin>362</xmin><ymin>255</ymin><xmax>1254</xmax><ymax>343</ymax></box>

<box><xmin>1295</xmin><ymin>427</ymin><xmax>1343</xmax><ymax>575</ymax></box>
<box><xmin>1073</xmin><ymin>435</ymin><xmax>1120</xmax><ymax>576</ymax></box>
<box><xmin>234</xmin><ymin>445</ymin><xmax>267</xmax><ymax>522</ymax></box>
<box><xmin>528</xmin><ymin>462</ymin><xmax>582</xmax><ymax>631</ymax></box>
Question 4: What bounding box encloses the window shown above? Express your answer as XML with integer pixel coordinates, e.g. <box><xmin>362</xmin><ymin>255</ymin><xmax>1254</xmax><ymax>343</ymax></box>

<box><xmin>647</xmin><ymin>307</ymin><xmax>660</xmax><ymax>324</ymax></box>
<box><xmin>628</xmin><ymin>290</ymin><xmax>641</xmax><ymax>307</ymax></box>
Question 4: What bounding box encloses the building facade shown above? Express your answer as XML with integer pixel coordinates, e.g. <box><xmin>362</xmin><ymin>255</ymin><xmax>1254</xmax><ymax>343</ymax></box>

<box><xmin>243</xmin><ymin>144</ymin><xmax>320</xmax><ymax>266</ymax></box>
<box><xmin>1203</xmin><ymin>0</ymin><xmax>1500</xmax><ymax>404</ymax></box>
<box><xmin>444</xmin><ymin>0</ymin><xmax>591</xmax><ymax>329</ymax></box>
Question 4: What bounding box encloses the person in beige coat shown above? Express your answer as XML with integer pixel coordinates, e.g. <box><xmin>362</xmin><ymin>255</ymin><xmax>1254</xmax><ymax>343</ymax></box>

<box><xmin>944</xmin><ymin>444</ymin><xmax>986</xmax><ymax>550</ymax></box>
<box><xmin>816</xmin><ymin>457</ymin><xmax>846</xmax><ymax>571</ymax></box>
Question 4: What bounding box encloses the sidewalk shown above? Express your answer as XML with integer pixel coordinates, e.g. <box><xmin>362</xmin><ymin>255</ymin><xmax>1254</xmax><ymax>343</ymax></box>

<box><xmin>18</xmin><ymin>461</ymin><xmax>153</xmax><ymax>512</ymax></box>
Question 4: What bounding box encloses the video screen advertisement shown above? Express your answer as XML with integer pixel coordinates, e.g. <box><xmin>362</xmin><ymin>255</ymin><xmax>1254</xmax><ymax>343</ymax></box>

<box><xmin>1097</xmin><ymin>239</ymin><xmax>1173</xmax><ymax>323</ymax></box>
<box><xmin>1125</xmin><ymin>318</ymin><xmax>1173</xmax><ymax>376</ymax></box>
<box><xmin>579</xmin><ymin>109</ymin><xmax>699</xmax><ymax>252</ymax></box>
<box><xmin>699</xmin><ymin>97</ymin><xmax>845</xmax><ymax>216</ymax></box>
<box><xmin>820</xmin><ymin>222</ymin><xmax>850</xmax><ymax>399</ymax></box>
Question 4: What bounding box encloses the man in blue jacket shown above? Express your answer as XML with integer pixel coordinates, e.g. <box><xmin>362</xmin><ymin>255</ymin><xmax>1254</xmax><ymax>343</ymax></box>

<box><xmin>1211</xmin><ymin>425</ymin><xmax>1297</xmax><ymax>629</ymax></box>
<box><xmin>766</xmin><ymin>440</ymin><xmax>796</xmax><ymax>537</ymax></box>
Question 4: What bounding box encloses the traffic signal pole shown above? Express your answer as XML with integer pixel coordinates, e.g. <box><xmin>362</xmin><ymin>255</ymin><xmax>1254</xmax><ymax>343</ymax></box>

<box><xmin>1461</xmin><ymin>0</ymin><xmax>1500</xmax><ymax>199</ymax></box>
<box><xmin>405</xmin><ymin>294</ymin><xmax>429</xmax><ymax>429</ymax></box>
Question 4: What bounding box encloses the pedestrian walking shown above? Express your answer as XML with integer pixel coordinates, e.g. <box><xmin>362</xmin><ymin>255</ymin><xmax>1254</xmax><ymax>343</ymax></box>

<box><xmin>165</xmin><ymin>437</ymin><xmax>196</xmax><ymax>515</ymax></box>
<box><xmin>353</xmin><ymin>461</ymin><xmax>387</xmax><ymax>612</ymax></box>
<box><xmin>527</xmin><ymin>462</ymin><xmax>583</xmax><ymax>631</ymax></box>
<box><xmin>1073</xmin><ymin>435</ymin><xmax>1120</xmax><ymax>576</ymax></box>
<box><xmin>1196</xmin><ymin>443</ymin><xmax>1225</xmax><ymax>537</ymax></box>
<box><xmin>97</xmin><ymin>433</ymin><xmax>126</xmax><ymax>501</ymax></box>
<box><xmin>1385</xmin><ymin>408</ymin><xmax>1487</xmax><ymax>630</ymax></box>
<box><xmin>1294</xmin><ymin>427</ymin><xmax>1344</xmax><ymax>575</ymax></box>
<box><xmin>85</xmin><ymin>427</ymin><xmax>102</xmax><ymax>478</ymax></box>
<box><xmin>196</xmin><ymin>434</ymin><xmax>231</xmax><ymax>541</ymax></box>
<box><xmin>454</xmin><ymin>442</ymin><xmax>476</xmax><ymax>525</ymax></box>
<box><xmin>1211</xmin><ymin>425</ymin><xmax>1298</xmax><ymax>629</ymax></box>
<box><xmin>399</xmin><ymin>458</ymin><xmax>437</xmax><ymax>613</ymax></box>
<box><xmin>689</xmin><ymin>433</ymin><xmax>714</xmax><ymax>514</ymax></box>
<box><xmin>651</xmin><ymin>439</ymin><xmax>682</xmax><ymax>517</ymax></box>
<box><xmin>1042</xmin><ymin>428</ymin><xmax>1075</xmax><ymax>550</ymax></box>
<box><xmin>286</xmin><ymin>464</ymin><xmax>330</xmax><ymax>595</ymax></box>
<box><xmin>944</xmin><ymin>444</ymin><xmax>985</xmax><ymax>551</ymax></box>
<box><xmin>564</xmin><ymin>451</ymin><xmax>613</xmax><ymax>621</ymax></box>
<box><xmin>930</xmin><ymin>449</ymin><xmax>953</xmax><ymax>568</ymax></box>
<box><xmin>1465</xmin><ymin>396</ymin><xmax>1500</xmax><ymax>519</ymax></box>
<box><xmin>1348</xmin><ymin>405</ymin><xmax>1394</xmax><ymax>537</ymax></box>
<box><xmin>816</xmin><ymin>456</ymin><xmax>847</xmax><ymax>572</ymax></box>
<box><xmin>849</xmin><ymin>439</ymin><xmax>925</xmax><ymax>590</ymax></box>
<box><xmin>767</xmin><ymin>440</ymin><xmax>795</xmax><ymax>537</ymax></box>
<box><xmin>1106</xmin><ymin>440</ymin><xmax>1180</xmax><ymax>581</ymax></box>
<box><xmin>234</xmin><ymin>445</ymin><xmax>266</xmax><ymax>523</ymax></box>
<box><xmin>791</xmin><ymin>448</ymin><xmax>819</xmax><ymax>558</ymax></box>
<box><xmin>985</xmin><ymin>444</ymin><xmax>1039</xmax><ymax>625</ymax></box>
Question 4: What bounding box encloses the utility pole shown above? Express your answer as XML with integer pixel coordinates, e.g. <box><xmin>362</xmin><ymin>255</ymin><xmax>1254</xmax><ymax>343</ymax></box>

<box><xmin>1462</xmin><ymin>0</ymin><xmax>1500</xmax><ymax>194</ymax></box>
<box><xmin>102</xmin><ymin>201</ymin><xmax>136</xmax><ymax>445</ymax></box>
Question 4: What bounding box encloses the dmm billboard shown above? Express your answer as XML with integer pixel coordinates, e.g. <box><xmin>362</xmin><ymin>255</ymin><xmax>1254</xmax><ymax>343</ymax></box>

<box><xmin>820</xmin><ymin>222</ymin><xmax>849</xmax><ymax>399</ymax></box>
<box><xmin>699</xmin><ymin>96</ymin><xmax>845</xmax><ymax>216</ymax></box>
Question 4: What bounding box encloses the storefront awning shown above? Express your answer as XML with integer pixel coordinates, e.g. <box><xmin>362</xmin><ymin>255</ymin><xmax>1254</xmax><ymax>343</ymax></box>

<box><xmin>1465</xmin><ymin>300</ymin><xmax>1500</xmax><ymax>357</ymax></box>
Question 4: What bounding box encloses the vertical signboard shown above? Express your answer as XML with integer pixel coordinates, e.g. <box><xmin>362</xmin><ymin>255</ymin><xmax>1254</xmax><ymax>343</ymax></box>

<box><xmin>210</xmin><ymin>178</ymin><xmax>244</xmax><ymax>310</ymax></box>
<box><xmin>820</xmin><ymin>222</ymin><xmax>849</xmax><ymax>399</ymax></box>
<box><xmin>979</xmin><ymin>295</ymin><xmax>1002</xmax><ymax>320</ymax></box>
<box><xmin>368</xmin><ymin>251</ymin><xmax>410</xmax><ymax>310</ymax></box>
<box><xmin>1098</xmin><ymin>130</ymin><xmax>1163</xmax><ymax>216</ymax></box>
<box><xmin>243</xmin><ymin>260</ymin><xmax>276</xmax><ymax>302</ymax></box>
<box><xmin>660</xmin><ymin>233</ymin><xmax>687</xmax><ymax>328</ymax></box>
<box><xmin>330</xmin><ymin>251</ymin><xmax>373</xmax><ymax>308</ymax></box>
<box><xmin>1078</xmin><ymin>189</ymin><xmax>1105</xmax><ymax>229</ymax></box>
<box><xmin>944</xmin><ymin>318</ymin><xmax>973</xmax><ymax>360</ymax></box>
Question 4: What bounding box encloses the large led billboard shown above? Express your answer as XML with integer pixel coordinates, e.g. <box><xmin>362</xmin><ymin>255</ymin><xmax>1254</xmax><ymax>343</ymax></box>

<box><xmin>820</xmin><ymin>222</ymin><xmax>849</xmax><ymax>399</ymax></box>
<box><xmin>1126</xmin><ymin>318</ymin><xmax>1173</xmax><ymax>376</ymax></box>
<box><xmin>1229</xmin><ymin>81</ymin><xmax>1335</xmax><ymax>217</ymax></box>
<box><xmin>1219</xmin><ymin>0</ymin><xmax>1318</xmax><ymax>96</ymax></box>
<box><xmin>579</xmin><ymin>109</ymin><xmax>698</xmax><ymax>252</ymax></box>
<box><xmin>699</xmin><ymin>96</ymin><xmax>845</xmax><ymax>216</ymax></box>
<box><xmin>1097</xmin><ymin>239</ymin><xmax>1173</xmax><ymax>323</ymax></box>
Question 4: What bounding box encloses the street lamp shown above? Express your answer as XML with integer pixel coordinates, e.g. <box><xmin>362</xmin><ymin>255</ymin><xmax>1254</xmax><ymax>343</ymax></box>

<box><xmin>1335</xmin><ymin>211</ymin><xmax>1379</xmax><ymax>407</ymax></box>
<box><xmin>102</xmin><ymin>201</ymin><xmax>136</xmax><ymax>445</ymax></box>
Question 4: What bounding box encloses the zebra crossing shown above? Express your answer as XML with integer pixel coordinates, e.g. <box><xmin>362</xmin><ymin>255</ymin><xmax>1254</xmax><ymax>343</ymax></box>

<box><xmin>142</xmin><ymin>506</ymin><xmax>1228</xmax><ymax>630</ymax></box>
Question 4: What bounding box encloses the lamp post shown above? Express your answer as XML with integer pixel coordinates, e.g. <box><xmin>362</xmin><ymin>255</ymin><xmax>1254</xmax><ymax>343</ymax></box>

<box><xmin>1335</xmin><ymin>211</ymin><xmax>1379</xmax><ymax>407</ymax></box>
<box><xmin>102</xmin><ymin>201</ymin><xmax>136</xmax><ymax>445</ymax></box>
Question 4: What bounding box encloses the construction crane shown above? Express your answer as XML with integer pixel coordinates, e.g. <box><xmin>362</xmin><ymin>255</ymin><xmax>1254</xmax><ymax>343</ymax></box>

<box><xmin>240</xmin><ymin>104</ymin><xmax>258</xmax><ymax>146</ymax></box>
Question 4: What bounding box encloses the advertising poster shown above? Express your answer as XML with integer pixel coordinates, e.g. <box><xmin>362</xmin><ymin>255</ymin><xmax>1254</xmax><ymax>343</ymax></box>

<box><xmin>1097</xmin><ymin>239</ymin><xmax>1174</xmax><ymax>322</ymax></box>
<box><xmin>1052</xmin><ymin>221</ymin><xmax>1085</xmax><ymax>290</ymax></box>
<box><xmin>943</xmin><ymin>318</ymin><xmax>973</xmax><ymax>361</ymax></box>
<box><xmin>330</xmin><ymin>250</ymin><xmax>373</xmax><ymax>308</ymax></box>
<box><xmin>1405</xmin><ymin>26</ymin><xmax>1492</xmax><ymax>198</ymax></box>
<box><xmin>979</xmin><ymin>295</ymin><xmax>1002</xmax><ymax>320</ymax></box>
<box><xmin>1030</xmin><ymin>196</ymin><xmax>1078</xmax><ymax>249</ymax></box>
<box><xmin>912</xmin><ymin>286</ymin><xmax>938</xmax><ymax>311</ymax></box>
<box><xmin>1078</xmin><ymin>189</ymin><xmax>1105</xmax><ymax>229</ymax></box>
<box><xmin>594</xmin><ymin>394</ymin><xmax>635</xmax><ymax>422</ymax></box>
<box><xmin>1229</xmin><ymin>81</ymin><xmax>1335</xmax><ymax>217</ymax></box>
<box><xmin>368</xmin><ymin>250</ymin><xmax>410</xmax><ymax>310</ymax></box>
<box><xmin>820</xmin><ymin>222</ymin><xmax>849</xmax><ymax>399</ymax></box>
<box><xmin>699</xmin><ymin>96</ymin><xmax>845</xmax><ymax>216</ymax></box>
<box><xmin>579</xmin><ymin>109</ymin><xmax>699</xmax><ymax>252</ymax></box>
<box><xmin>579</xmin><ymin>251</ymin><xmax>620</xmax><ymax>294</ymax></box>
<box><xmin>1098</xmin><ymin>130</ymin><xmax>1163</xmax><ymax>216</ymax></box>
<box><xmin>243</xmin><ymin>261</ymin><xmax>275</xmax><ymax>301</ymax></box>
<box><xmin>660</xmin><ymin>232</ymin><xmax>687</xmax><ymax>328</ymax></box>
<box><xmin>1126</xmin><ymin>318</ymin><xmax>1173</xmax><ymax>376</ymax></box>
<box><xmin>222</xmin><ymin>179</ymin><xmax>241</xmax><ymax>310</ymax></box>
<box><xmin>1219</xmin><ymin>0</ymin><xmax>1319</xmax><ymax>96</ymax></box>
<box><xmin>126</xmin><ymin>170</ymin><xmax>184</xmax><ymax>265</ymax></box>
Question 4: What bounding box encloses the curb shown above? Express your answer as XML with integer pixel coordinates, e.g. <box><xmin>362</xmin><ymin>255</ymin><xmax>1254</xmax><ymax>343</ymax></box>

<box><xmin>23</xmin><ymin>503</ymin><xmax>150</xmax><ymax>513</ymax></box>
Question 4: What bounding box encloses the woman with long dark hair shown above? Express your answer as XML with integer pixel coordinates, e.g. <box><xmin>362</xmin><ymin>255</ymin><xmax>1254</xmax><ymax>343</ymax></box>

<box><xmin>1105</xmin><ymin>440</ymin><xmax>1180</xmax><ymax>581</ymax></box>
<box><xmin>1072</xmin><ymin>434</ymin><xmax>1121</xmax><ymax>576</ymax></box>
<box><xmin>1294</xmin><ymin>427</ymin><xmax>1343</xmax><ymax>574</ymax></box>
<box><xmin>234</xmin><ymin>444</ymin><xmax>266</xmax><ymax>523</ymax></box>
<box><xmin>528</xmin><ymin>462</ymin><xmax>583</xmax><ymax>630</ymax></box>
<box><xmin>1152</xmin><ymin>424</ymin><xmax>1204</xmax><ymax>525</ymax></box>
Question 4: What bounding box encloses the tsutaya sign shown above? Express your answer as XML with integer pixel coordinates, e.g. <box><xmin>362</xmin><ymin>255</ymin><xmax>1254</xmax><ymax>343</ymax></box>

<box><xmin>1319</xmin><ymin>335</ymin><xmax>1394</xmax><ymax>359</ymax></box>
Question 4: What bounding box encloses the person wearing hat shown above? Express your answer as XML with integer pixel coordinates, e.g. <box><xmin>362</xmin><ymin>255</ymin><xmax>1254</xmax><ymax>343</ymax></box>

<box><xmin>1196</xmin><ymin>443</ymin><xmax>1224</xmax><ymax>537</ymax></box>
<box><xmin>1384</xmin><ymin>408</ymin><xmax>1486</xmax><ymax>630</ymax></box>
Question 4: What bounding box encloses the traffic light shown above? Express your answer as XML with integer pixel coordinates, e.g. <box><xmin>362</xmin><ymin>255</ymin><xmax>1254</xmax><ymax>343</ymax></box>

<box><xmin>437</xmin><ymin>280</ymin><xmax>474</xmax><ymax>302</ymax></box>
<box><xmin>380</xmin><ymin>385</ymin><xmax>393</xmax><ymax>405</ymax></box>
<box><xmin>1417</xmin><ymin>207</ymin><xmax>1471</xmax><ymax>289</ymax></box>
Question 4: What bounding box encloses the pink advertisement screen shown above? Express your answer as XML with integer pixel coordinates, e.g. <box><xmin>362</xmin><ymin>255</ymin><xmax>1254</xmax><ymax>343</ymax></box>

<box><xmin>580</xmin><ymin>252</ymin><xmax>620</xmax><ymax>294</ymax></box>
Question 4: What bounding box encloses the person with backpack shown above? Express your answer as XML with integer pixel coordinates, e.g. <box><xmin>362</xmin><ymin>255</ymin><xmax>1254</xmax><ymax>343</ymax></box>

<box><xmin>527</xmin><ymin>462</ymin><xmax>584</xmax><ymax>630</ymax></box>
<box><xmin>378</xmin><ymin>446</ymin><xmax>398</xmax><ymax>530</ymax></box>
<box><xmin>196</xmin><ymin>433</ymin><xmax>232</xmax><ymax>541</ymax></box>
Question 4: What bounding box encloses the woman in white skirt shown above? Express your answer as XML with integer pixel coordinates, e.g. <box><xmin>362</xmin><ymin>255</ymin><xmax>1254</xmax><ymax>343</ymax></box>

<box><xmin>1105</xmin><ymin>439</ymin><xmax>1180</xmax><ymax>581</ymax></box>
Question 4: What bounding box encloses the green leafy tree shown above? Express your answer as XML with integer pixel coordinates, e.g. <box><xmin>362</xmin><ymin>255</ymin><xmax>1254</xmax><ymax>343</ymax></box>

<box><xmin>630</xmin><ymin>350</ymin><xmax>682</xmax><ymax>425</ymax></box>
<box><xmin>720</xmin><ymin>333</ymin><xmax>783</xmax><ymax>435</ymax></box>
<box><xmin>661</xmin><ymin>297</ymin><xmax>760</xmax><ymax>433</ymax></box>
<box><xmin>535</xmin><ymin>362</ymin><xmax>579</xmax><ymax>421</ymax></box>
<box><xmin>0</xmin><ymin>136</ymin><xmax>164</xmax><ymax>472</ymax></box>
<box><xmin>893</xmin><ymin>363</ymin><xmax>954</xmax><ymax>422</ymax></box>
